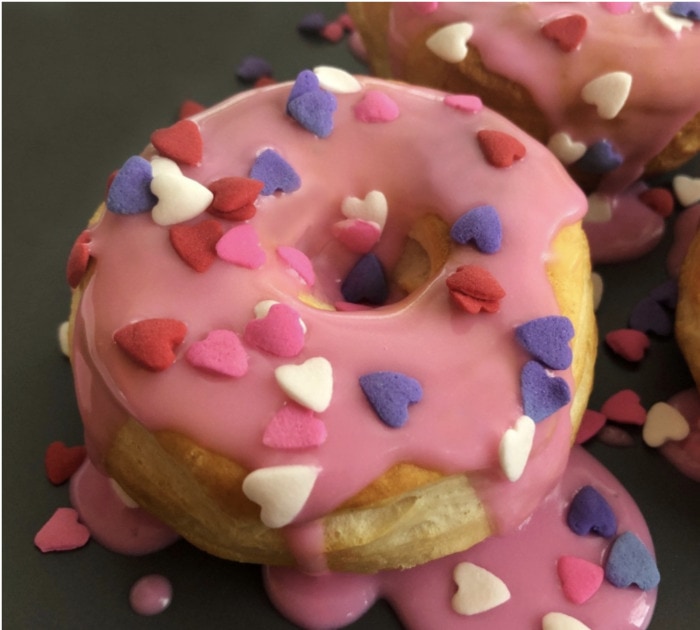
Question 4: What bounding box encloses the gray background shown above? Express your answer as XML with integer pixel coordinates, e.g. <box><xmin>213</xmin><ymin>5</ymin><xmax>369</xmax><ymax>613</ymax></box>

<box><xmin>3</xmin><ymin>3</ymin><xmax>699</xmax><ymax>628</ymax></box>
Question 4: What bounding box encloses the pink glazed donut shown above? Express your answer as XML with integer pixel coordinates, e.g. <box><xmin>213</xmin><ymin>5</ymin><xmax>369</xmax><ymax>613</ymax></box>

<box><xmin>66</xmin><ymin>70</ymin><xmax>596</xmax><ymax>573</ymax></box>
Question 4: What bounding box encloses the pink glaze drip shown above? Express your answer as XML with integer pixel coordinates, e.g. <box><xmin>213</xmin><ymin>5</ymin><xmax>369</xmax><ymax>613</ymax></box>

<box><xmin>129</xmin><ymin>574</ymin><xmax>173</xmax><ymax>616</ymax></box>
<box><xmin>667</xmin><ymin>204</ymin><xmax>700</xmax><ymax>277</ymax></box>
<box><xmin>383</xmin><ymin>2</ymin><xmax>700</xmax><ymax>262</ymax></box>
<box><xmin>265</xmin><ymin>447</ymin><xmax>658</xmax><ymax>629</ymax></box>
<box><xmin>71</xmin><ymin>77</ymin><xmax>586</xmax><ymax>558</ymax></box>
<box><xmin>662</xmin><ymin>388</ymin><xmax>700</xmax><ymax>481</ymax></box>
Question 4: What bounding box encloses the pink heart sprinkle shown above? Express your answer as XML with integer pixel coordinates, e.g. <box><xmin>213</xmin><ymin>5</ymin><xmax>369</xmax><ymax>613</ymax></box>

<box><xmin>277</xmin><ymin>246</ymin><xmax>315</xmax><ymax>287</ymax></box>
<box><xmin>601</xmin><ymin>389</ymin><xmax>647</xmax><ymax>425</ymax></box>
<box><xmin>605</xmin><ymin>329</ymin><xmax>650</xmax><ymax>362</ymax></box>
<box><xmin>444</xmin><ymin>94</ymin><xmax>483</xmax><ymax>114</ymax></box>
<box><xmin>263</xmin><ymin>404</ymin><xmax>327</xmax><ymax>449</ymax></box>
<box><xmin>601</xmin><ymin>2</ymin><xmax>633</xmax><ymax>15</ymax></box>
<box><xmin>244</xmin><ymin>303</ymin><xmax>305</xmax><ymax>358</ymax></box>
<box><xmin>575</xmin><ymin>409</ymin><xmax>607</xmax><ymax>444</ymax></box>
<box><xmin>185</xmin><ymin>330</ymin><xmax>248</xmax><ymax>377</ymax></box>
<box><xmin>216</xmin><ymin>224</ymin><xmax>266</xmax><ymax>269</ymax></box>
<box><xmin>353</xmin><ymin>90</ymin><xmax>400</xmax><ymax>123</ymax></box>
<box><xmin>412</xmin><ymin>2</ymin><xmax>439</xmax><ymax>14</ymax></box>
<box><xmin>557</xmin><ymin>556</ymin><xmax>604</xmax><ymax>604</ymax></box>
<box><xmin>332</xmin><ymin>218</ymin><xmax>382</xmax><ymax>253</ymax></box>
<box><xmin>35</xmin><ymin>507</ymin><xmax>90</xmax><ymax>552</ymax></box>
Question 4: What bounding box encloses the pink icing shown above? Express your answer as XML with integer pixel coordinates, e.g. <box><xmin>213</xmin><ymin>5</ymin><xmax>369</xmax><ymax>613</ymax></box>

<box><xmin>265</xmin><ymin>447</ymin><xmax>657</xmax><ymax>629</ymax></box>
<box><xmin>662</xmin><ymin>388</ymin><xmax>700</xmax><ymax>481</ymax></box>
<box><xmin>70</xmin><ymin>76</ymin><xmax>586</xmax><ymax>565</ymax></box>
<box><xmin>383</xmin><ymin>2</ymin><xmax>700</xmax><ymax>262</ymax></box>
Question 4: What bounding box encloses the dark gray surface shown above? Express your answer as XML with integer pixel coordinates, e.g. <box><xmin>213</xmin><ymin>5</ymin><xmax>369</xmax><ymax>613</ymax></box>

<box><xmin>3</xmin><ymin>4</ymin><xmax>699</xmax><ymax>629</ymax></box>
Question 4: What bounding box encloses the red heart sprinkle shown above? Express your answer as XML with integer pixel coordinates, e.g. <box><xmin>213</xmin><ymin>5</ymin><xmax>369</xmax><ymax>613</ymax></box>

<box><xmin>150</xmin><ymin>119</ymin><xmax>203</xmax><ymax>166</ymax></box>
<box><xmin>114</xmin><ymin>318</ymin><xmax>187</xmax><ymax>371</ymax></box>
<box><xmin>477</xmin><ymin>130</ymin><xmax>526</xmax><ymax>168</ymax></box>
<box><xmin>446</xmin><ymin>265</ymin><xmax>505</xmax><ymax>313</ymax></box>
<box><xmin>254</xmin><ymin>76</ymin><xmax>277</xmax><ymax>88</ymax></box>
<box><xmin>206</xmin><ymin>177</ymin><xmax>263</xmax><ymax>220</ymax></box>
<box><xmin>178</xmin><ymin>99</ymin><xmax>206</xmax><ymax>120</ymax></box>
<box><xmin>601</xmin><ymin>389</ymin><xmax>646</xmax><ymax>426</ymax></box>
<box><xmin>638</xmin><ymin>187</ymin><xmax>674</xmax><ymax>218</ymax></box>
<box><xmin>541</xmin><ymin>14</ymin><xmax>588</xmax><ymax>52</ymax></box>
<box><xmin>169</xmin><ymin>219</ymin><xmax>223</xmax><ymax>272</ymax></box>
<box><xmin>605</xmin><ymin>328</ymin><xmax>650</xmax><ymax>362</ymax></box>
<box><xmin>575</xmin><ymin>409</ymin><xmax>607</xmax><ymax>444</ymax></box>
<box><xmin>66</xmin><ymin>230</ymin><xmax>92</xmax><ymax>289</ymax></box>
<box><xmin>44</xmin><ymin>441</ymin><xmax>87</xmax><ymax>485</ymax></box>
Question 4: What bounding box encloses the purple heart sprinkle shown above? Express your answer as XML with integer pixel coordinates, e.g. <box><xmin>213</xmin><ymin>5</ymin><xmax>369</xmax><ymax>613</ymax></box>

<box><xmin>567</xmin><ymin>485</ymin><xmax>617</xmax><ymax>537</ymax></box>
<box><xmin>670</xmin><ymin>2</ymin><xmax>700</xmax><ymax>20</ymax></box>
<box><xmin>648</xmin><ymin>278</ymin><xmax>678</xmax><ymax>310</ymax></box>
<box><xmin>341</xmin><ymin>254</ymin><xmax>388</xmax><ymax>306</ymax></box>
<box><xmin>249</xmin><ymin>149</ymin><xmax>301</xmax><ymax>195</ymax></box>
<box><xmin>628</xmin><ymin>296</ymin><xmax>673</xmax><ymax>336</ymax></box>
<box><xmin>359</xmin><ymin>371</ymin><xmax>423</xmax><ymax>428</ymax></box>
<box><xmin>450</xmin><ymin>205</ymin><xmax>502</xmax><ymax>254</ymax></box>
<box><xmin>575</xmin><ymin>139</ymin><xmax>623</xmax><ymax>174</ymax></box>
<box><xmin>297</xmin><ymin>12</ymin><xmax>328</xmax><ymax>35</ymax></box>
<box><xmin>520</xmin><ymin>360</ymin><xmax>571</xmax><ymax>422</ymax></box>
<box><xmin>106</xmin><ymin>156</ymin><xmax>157</xmax><ymax>215</ymax></box>
<box><xmin>235</xmin><ymin>56</ymin><xmax>273</xmax><ymax>83</ymax></box>
<box><xmin>286</xmin><ymin>70</ymin><xmax>320</xmax><ymax>110</ymax></box>
<box><xmin>515</xmin><ymin>316</ymin><xmax>574</xmax><ymax>370</ymax></box>
<box><xmin>605</xmin><ymin>531</ymin><xmax>660</xmax><ymax>590</ymax></box>
<box><xmin>287</xmin><ymin>88</ymin><xmax>337</xmax><ymax>138</ymax></box>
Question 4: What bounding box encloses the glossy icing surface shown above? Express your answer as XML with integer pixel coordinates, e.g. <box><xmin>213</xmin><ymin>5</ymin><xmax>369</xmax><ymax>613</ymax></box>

<box><xmin>71</xmin><ymin>76</ymin><xmax>586</xmax><ymax>547</ymax></box>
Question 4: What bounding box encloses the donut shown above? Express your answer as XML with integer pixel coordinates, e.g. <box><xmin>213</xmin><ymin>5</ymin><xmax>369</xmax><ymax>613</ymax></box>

<box><xmin>348</xmin><ymin>2</ymin><xmax>700</xmax><ymax>262</ymax></box>
<box><xmin>676</xmin><ymin>219</ymin><xmax>700</xmax><ymax>389</ymax></box>
<box><xmin>66</xmin><ymin>69</ymin><xmax>596</xmax><ymax>573</ymax></box>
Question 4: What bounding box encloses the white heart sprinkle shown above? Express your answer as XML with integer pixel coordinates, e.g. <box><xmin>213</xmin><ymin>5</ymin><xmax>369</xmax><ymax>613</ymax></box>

<box><xmin>313</xmin><ymin>66</ymin><xmax>362</xmax><ymax>93</ymax></box>
<box><xmin>341</xmin><ymin>190</ymin><xmax>388</xmax><ymax>230</ymax></box>
<box><xmin>275</xmin><ymin>357</ymin><xmax>333</xmax><ymax>412</ymax></box>
<box><xmin>547</xmin><ymin>132</ymin><xmax>587</xmax><ymax>165</ymax></box>
<box><xmin>584</xmin><ymin>193</ymin><xmax>613</xmax><ymax>223</ymax></box>
<box><xmin>242</xmin><ymin>465</ymin><xmax>320</xmax><ymax>528</ymax></box>
<box><xmin>591</xmin><ymin>272</ymin><xmax>604</xmax><ymax>311</ymax></box>
<box><xmin>542</xmin><ymin>611</ymin><xmax>591</xmax><ymax>630</ymax></box>
<box><xmin>581</xmin><ymin>71</ymin><xmax>632</xmax><ymax>120</ymax></box>
<box><xmin>109</xmin><ymin>478</ymin><xmax>139</xmax><ymax>509</ymax></box>
<box><xmin>652</xmin><ymin>5</ymin><xmax>694</xmax><ymax>33</ymax></box>
<box><xmin>426</xmin><ymin>22</ymin><xmax>474</xmax><ymax>63</ymax></box>
<box><xmin>253</xmin><ymin>300</ymin><xmax>307</xmax><ymax>333</ymax></box>
<box><xmin>150</xmin><ymin>156</ymin><xmax>183</xmax><ymax>177</ymax></box>
<box><xmin>499</xmin><ymin>415</ymin><xmax>536</xmax><ymax>482</ymax></box>
<box><xmin>452</xmin><ymin>562</ymin><xmax>511</xmax><ymax>615</ymax></box>
<box><xmin>673</xmin><ymin>174</ymin><xmax>700</xmax><ymax>207</ymax></box>
<box><xmin>150</xmin><ymin>171</ymin><xmax>213</xmax><ymax>226</ymax></box>
<box><xmin>57</xmin><ymin>321</ymin><xmax>70</xmax><ymax>357</ymax></box>
<box><xmin>643</xmin><ymin>402</ymin><xmax>690</xmax><ymax>447</ymax></box>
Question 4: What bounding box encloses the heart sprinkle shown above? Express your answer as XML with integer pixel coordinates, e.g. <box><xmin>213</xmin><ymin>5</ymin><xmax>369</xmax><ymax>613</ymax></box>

<box><xmin>235</xmin><ymin>55</ymin><xmax>273</xmax><ymax>83</ymax></box>
<box><xmin>575</xmin><ymin>139</ymin><xmax>623</xmax><ymax>174</ymax></box>
<box><xmin>313</xmin><ymin>66</ymin><xmax>362</xmax><ymax>93</ymax></box>
<box><xmin>66</xmin><ymin>230</ymin><xmax>92</xmax><ymax>288</ymax></box>
<box><xmin>520</xmin><ymin>361</ymin><xmax>571</xmax><ymax>422</ymax></box>
<box><xmin>185</xmin><ymin>329</ymin><xmax>248</xmax><ymax>377</ymax></box>
<box><xmin>206</xmin><ymin>176</ymin><xmax>263</xmax><ymax>221</ymax></box>
<box><xmin>178</xmin><ymin>99</ymin><xmax>205</xmax><ymax>120</ymax></box>
<box><xmin>275</xmin><ymin>357</ymin><xmax>333</xmax><ymax>413</ymax></box>
<box><xmin>150</xmin><ymin>165</ymin><xmax>214</xmax><ymax>226</ymax></box>
<box><xmin>150</xmin><ymin>119</ymin><xmax>203</xmax><ymax>166</ymax></box>
<box><xmin>216</xmin><ymin>223</ymin><xmax>266</xmax><ymax>269</ymax></box>
<box><xmin>277</xmin><ymin>246</ymin><xmax>315</xmax><ymax>286</ymax></box>
<box><xmin>542</xmin><ymin>612</ymin><xmax>591</xmax><ymax>630</ymax></box>
<box><xmin>575</xmin><ymin>409</ymin><xmax>607</xmax><ymax>444</ymax></box>
<box><xmin>605</xmin><ymin>531</ymin><xmax>660</xmax><ymax>590</ymax></box>
<box><xmin>341</xmin><ymin>190</ymin><xmax>388</xmax><ymax>229</ymax></box>
<box><xmin>353</xmin><ymin>90</ymin><xmax>400</xmax><ymax>123</ymax></box>
<box><xmin>250</xmin><ymin>148</ymin><xmax>301</xmax><ymax>195</ymax></box>
<box><xmin>359</xmin><ymin>371</ymin><xmax>423</xmax><ymax>428</ymax></box>
<box><xmin>567</xmin><ymin>485</ymin><xmax>617</xmax><ymax>537</ymax></box>
<box><xmin>332</xmin><ymin>219</ymin><xmax>382</xmax><ymax>253</ymax></box>
<box><xmin>443</xmin><ymin>93</ymin><xmax>483</xmax><ymax>113</ymax></box>
<box><xmin>341</xmin><ymin>254</ymin><xmax>389</xmax><ymax>306</ymax></box>
<box><xmin>106</xmin><ymin>156</ymin><xmax>157</xmax><ymax>215</ymax></box>
<box><xmin>629</xmin><ymin>296</ymin><xmax>673</xmax><ymax>336</ymax></box>
<box><xmin>114</xmin><ymin>318</ymin><xmax>187</xmax><ymax>371</ymax></box>
<box><xmin>643</xmin><ymin>402</ymin><xmax>690</xmax><ymax>447</ymax></box>
<box><xmin>169</xmin><ymin>219</ymin><xmax>223</xmax><ymax>273</ymax></box>
<box><xmin>446</xmin><ymin>265</ymin><xmax>505</xmax><ymax>314</ymax></box>
<box><xmin>476</xmin><ymin>130</ymin><xmax>526</xmax><ymax>168</ymax></box>
<box><xmin>672</xmin><ymin>174</ymin><xmax>700</xmax><ymax>207</ymax></box>
<box><xmin>498</xmin><ymin>415</ymin><xmax>536</xmax><ymax>482</ymax></box>
<box><xmin>263</xmin><ymin>404</ymin><xmax>327</xmax><ymax>449</ymax></box>
<box><xmin>638</xmin><ymin>187</ymin><xmax>675</xmax><ymax>218</ymax></box>
<box><xmin>541</xmin><ymin>13</ymin><xmax>588</xmax><ymax>52</ymax></box>
<box><xmin>44</xmin><ymin>441</ymin><xmax>87</xmax><ymax>485</ymax></box>
<box><xmin>450</xmin><ymin>205</ymin><xmax>502</xmax><ymax>254</ymax></box>
<box><xmin>547</xmin><ymin>131</ymin><xmax>587</xmax><ymax>165</ymax></box>
<box><xmin>515</xmin><ymin>316</ymin><xmax>574</xmax><ymax>370</ymax></box>
<box><xmin>653</xmin><ymin>4</ymin><xmax>694</xmax><ymax>32</ymax></box>
<box><xmin>425</xmin><ymin>22</ymin><xmax>474</xmax><ymax>63</ymax></box>
<box><xmin>557</xmin><ymin>556</ymin><xmax>604</xmax><ymax>604</ymax></box>
<box><xmin>584</xmin><ymin>193</ymin><xmax>613</xmax><ymax>223</ymax></box>
<box><xmin>581</xmin><ymin>71</ymin><xmax>633</xmax><ymax>120</ymax></box>
<box><xmin>287</xmin><ymin>85</ymin><xmax>337</xmax><ymax>138</ymax></box>
<box><xmin>244</xmin><ymin>303</ymin><xmax>306</xmax><ymax>358</ymax></box>
<box><xmin>670</xmin><ymin>2</ymin><xmax>700</xmax><ymax>20</ymax></box>
<box><xmin>34</xmin><ymin>507</ymin><xmax>90</xmax><ymax>552</ymax></box>
<box><xmin>604</xmin><ymin>329</ymin><xmax>650</xmax><ymax>362</ymax></box>
<box><xmin>600</xmin><ymin>389</ymin><xmax>646</xmax><ymax>426</ymax></box>
<box><xmin>451</xmin><ymin>562</ymin><xmax>511</xmax><ymax>615</ymax></box>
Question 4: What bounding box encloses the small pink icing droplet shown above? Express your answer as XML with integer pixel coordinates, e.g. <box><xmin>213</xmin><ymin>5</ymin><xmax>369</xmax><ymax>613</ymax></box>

<box><xmin>129</xmin><ymin>574</ymin><xmax>173</xmax><ymax>616</ymax></box>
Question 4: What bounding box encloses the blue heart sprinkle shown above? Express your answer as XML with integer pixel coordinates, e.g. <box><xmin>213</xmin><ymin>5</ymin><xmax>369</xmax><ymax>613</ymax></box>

<box><xmin>106</xmin><ymin>156</ymin><xmax>157</xmax><ymax>215</ymax></box>
<box><xmin>628</xmin><ymin>296</ymin><xmax>673</xmax><ymax>336</ymax></box>
<box><xmin>515</xmin><ymin>316</ymin><xmax>574</xmax><ymax>370</ymax></box>
<box><xmin>286</xmin><ymin>70</ymin><xmax>320</xmax><ymax>109</ymax></box>
<box><xmin>341</xmin><ymin>254</ymin><xmax>389</xmax><ymax>306</ymax></box>
<box><xmin>359</xmin><ymin>371</ymin><xmax>423</xmax><ymax>428</ymax></box>
<box><xmin>648</xmin><ymin>279</ymin><xmax>678</xmax><ymax>310</ymax></box>
<box><xmin>450</xmin><ymin>205</ymin><xmax>502</xmax><ymax>254</ymax></box>
<box><xmin>235</xmin><ymin>56</ymin><xmax>273</xmax><ymax>83</ymax></box>
<box><xmin>567</xmin><ymin>485</ymin><xmax>617</xmax><ymax>537</ymax></box>
<box><xmin>670</xmin><ymin>2</ymin><xmax>700</xmax><ymax>20</ymax></box>
<box><xmin>249</xmin><ymin>149</ymin><xmax>301</xmax><ymax>195</ymax></box>
<box><xmin>287</xmin><ymin>88</ymin><xmax>337</xmax><ymax>138</ymax></box>
<box><xmin>297</xmin><ymin>12</ymin><xmax>328</xmax><ymax>35</ymax></box>
<box><xmin>575</xmin><ymin>140</ymin><xmax>623</xmax><ymax>174</ymax></box>
<box><xmin>605</xmin><ymin>532</ymin><xmax>660</xmax><ymax>591</ymax></box>
<box><xmin>520</xmin><ymin>360</ymin><xmax>571</xmax><ymax>422</ymax></box>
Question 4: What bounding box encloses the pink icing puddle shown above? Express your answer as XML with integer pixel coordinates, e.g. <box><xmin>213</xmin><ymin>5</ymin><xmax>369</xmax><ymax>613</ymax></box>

<box><xmin>129</xmin><ymin>574</ymin><xmax>173</xmax><ymax>616</ymax></box>
<box><xmin>265</xmin><ymin>447</ymin><xmax>657</xmax><ymax>629</ymax></box>
<box><xmin>662</xmin><ymin>389</ymin><xmax>700</xmax><ymax>482</ymax></box>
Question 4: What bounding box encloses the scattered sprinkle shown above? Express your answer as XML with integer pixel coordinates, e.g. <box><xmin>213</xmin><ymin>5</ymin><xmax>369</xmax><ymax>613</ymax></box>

<box><xmin>567</xmin><ymin>485</ymin><xmax>617</xmax><ymax>537</ymax></box>
<box><xmin>250</xmin><ymin>148</ymin><xmax>301</xmax><ymax>195</ymax></box>
<box><xmin>575</xmin><ymin>139</ymin><xmax>623</xmax><ymax>173</ymax></box>
<box><xmin>450</xmin><ymin>204</ymin><xmax>502</xmax><ymax>253</ymax></box>
<box><xmin>129</xmin><ymin>574</ymin><xmax>173</xmax><ymax>616</ymax></box>
<box><xmin>34</xmin><ymin>507</ymin><xmax>90</xmax><ymax>552</ymax></box>
<box><xmin>150</xmin><ymin>119</ymin><xmax>203</xmax><ymax>166</ymax></box>
<box><xmin>515</xmin><ymin>316</ymin><xmax>574</xmax><ymax>370</ymax></box>
<box><xmin>244</xmin><ymin>303</ymin><xmax>306</xmax><ymax>358</ymax></box>
<box><xmin>313</xmin><ymin>66</ymin><xmax>362</xmax><ymax>93</ymax></box>
<box><xmin>185</xmin><ymin>329</ymin><xmax>248</xmax><ymax>377</ymax></box>
<box><xmin>557</xmin><ymin>556</ymin><xmax>604</xmax><ymax>604</ymax></box>
<box><xmin>520</xmin><ymin>361</ymin><xmax>571</xmax><ymax>422</ymax></box>
<box><xmin>452</xmin><ymin>562</ymin><xmax>511</xmax><ymax>616</ymax></box>
<box><xmin>547</xmin><ymin>131</ymin><xmax>587</xmax><ymax>165</ymax></box>
<box><xmin>425</xmin><ymin>22</ymin><xmax>474</xmax><ymax>63</ymax></box>
<box><xmin>216</xmin><ymin>223</ymin><xmax>266</xmax><ymax>269</ymax></box>
<box><xmin>353</xmin><ymin>90</ymin><xmax>400</xmax><ymax>123</ymax></box>
<box><xmin>169</xmin><ymin>219</ymin><xmax>223</xmax><ymax>272</ymax></box>
<box><xmin>648</xmin><ymin>278</ymin><xmax>678</xmax><ymax>309</ymax></box>
<box><xmin>297</xmin><ymin>12</ymin><xmax>326</xmax><ymax>36</ymax></box>
<box><xmin>638</xmin><ymin>187</ymin><xmax>675</xmax><ymax>218</ymax></box>
<box><xmin>581</xmin><ymin>71</ymin><xmax>632</xmax><ymax>120</ymax></box>
<box><xmin>477</xmin><ymin>129</ymin><xmax>526</xmax><ymax>168</ymax></box>
<box><xmin>591</xmin><ymin>272</ymin><xmax>604</xmax><ymax>310</ymax></box>
<box><xmin>605</xmin><ymin>329</ymin><xmax>650</xmax><ymax>362</ymax></box>
<box><xmin>277</xmin><ymin>246</ymin><xmax>315</xmax><ymax>286</ymax></box>
<box><xmin>643</xmin><ymin>402</ymin><xmax>691</xmax><ymax>447</ymax></box>
<box><xmin>341</xmin><ymin>190</ymin><xmax>388</xmax><ymax>229</ymax></box>
<box><xmin>44</xmin><ymin>441</ymin><xmax>86</xmax><ymax>485</ymax></box>
<box><xmin>672</xmin><ymin>174</ymin><xmax>700</xmax><ymax>207</ymax></box>
<box><xmin>206</xmin><ymin>176</ymin><xmax>263</xmax><ymax>221</ymax></box>
<box><xmin>575</xmin><ymin>409</ymin><xmax>607</xmax><ymax>444</ymax></box>
<box><xmin>66</xmin><ymin>230</ymin><xmax>92</xmax><ymax>288</ymax></box>
<box><xmin>605</xmin><ymin>532</ymin><xmax>660</xmax><ymax>590</ymax></box>
<box><xmin>443</xmin><ymin>93</ymin><xmax>483</xmax><ymax>113</ymax></box>
<box><xmin>446</xmin><ymin>265</ymin><xmax>505</xmax><ymax>314</ymax></box>
<box><xmin>359</xmin><ymin>371</ymin><xmax>423</xmax><ymax>428</ymax></box>
<box><xmin>600</xmin><ymin>389</ymin><xmax>646</xmax><ymax>425</ymax></box>
<box><xmin>598</xmin><ymin>425</ymin><xmax>635</xmax><ymax>447</ymax></box>
<box><xmin>321</xmin><ymin>21</ymin><xmax>345</xmax><ymax>43</ymax></box>
<box><xmin>540</xmin><ymin>14</ymin><xmax>587</xmax><ymax>52</ymax></box>
<box><xmin>114</xmin><ymin>318</ymin><xmax>187</xmax><ymax>371</ymax></box>
<box><xmin>332</xmin><ymin>218</ymin><xmax>382</xmax><ymax>253</ymax></box>
<box><xmin>58</xmin><ymin>321</ymin><xmax>70</xmax><ymax>357</ymax></box>
<box><xmin>652</xmin><ymin>4</ymin><xmax>694</xmax><ymax>32</ymax></box>
<box><xmin>274</xmin><ymin>357</ymin><xmax>333</xmax><ymax>413</ymax></box>
<box><xmin>263</xmin><ymin>404</ymin><xmax>327</xmax><ymax>449</ymax></box>
<box><xmin>236</xmin><ymin>55</ymin><xmax>273</xmax><ymax>83</ymax></box>
<box><xmin>106</xmin><ymin>156</ymin><xmax>156</xmax><ymax>215</ymax></box>
<box><xmin>542</xmin><ymin>612</ymin><xmax>591</xmax><ymax>630</ymax></box>
<box><xmin>341</xmin><ymin>253</ymin><xmax>389</xmax><ymax>306</ymax></box>
<box><xmin>498</xmin><ymin>415</ymin><xmax>536</xmax><ymax>482</ymax></box>
<box><xmin>670</xmin><ymin>2</ymin><xmax>700</xmax><ymax>20</ymax></box>
<box><xmin>584</xmin><ymin>193</ymin><xmax>613</xmax><ymax>223</ymax></box>
<box><xmin>628</xmin><ymin>296</ymin><xmax>673</xmax><ymax>336</ymax></box>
